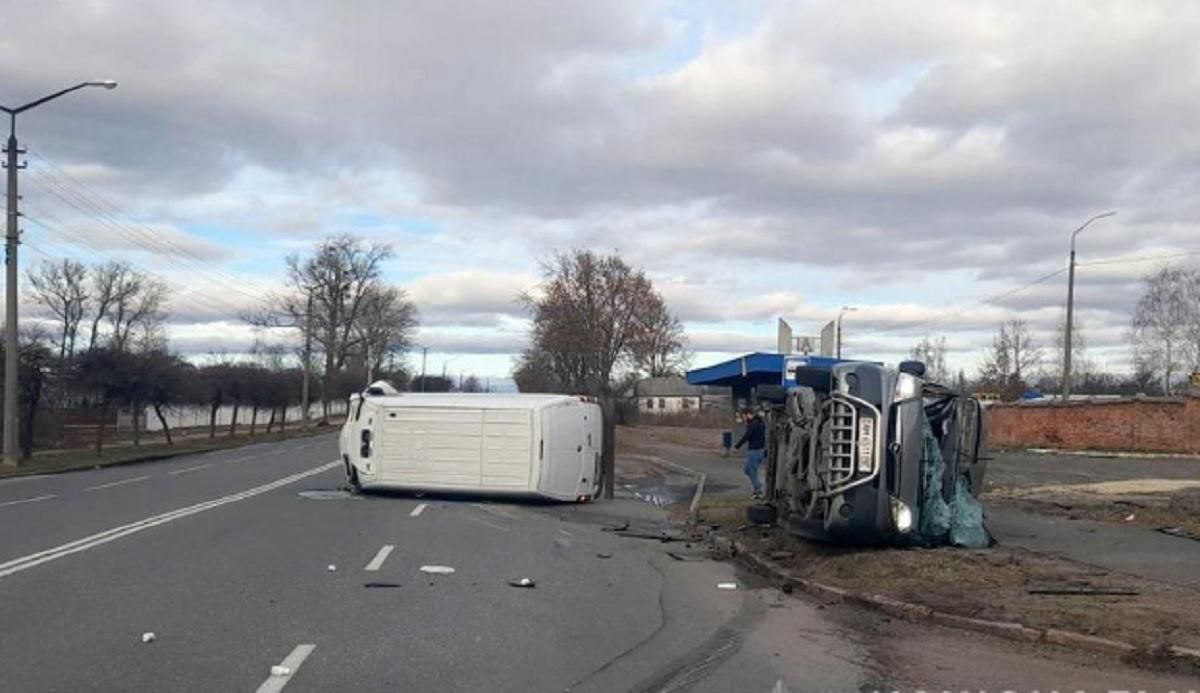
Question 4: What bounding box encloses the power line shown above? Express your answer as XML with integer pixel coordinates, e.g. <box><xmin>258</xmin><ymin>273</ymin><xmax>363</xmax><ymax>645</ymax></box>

<box><xmin>23</xmin><ymin>169</ymin><xmax>269</xmax><ymax>305</ymax></box>
<box><xmin>1076</xmin><ymin>249</ymin><xmax>1200</xmax><ymax>268</ymax></box>
<box><xmin>865</xmin><ymin>266</ymin><xmax>1068</xmax><ymax>336</ymax></box>
<box><xmin>21</xmin><ymin>212</ymin><xmax>242</xmax><ymax>318</ymax></box>
<box><xmin>23</xmin><ymin>149</ymin><xmax>274</xmax><ymax>302</ymax></box>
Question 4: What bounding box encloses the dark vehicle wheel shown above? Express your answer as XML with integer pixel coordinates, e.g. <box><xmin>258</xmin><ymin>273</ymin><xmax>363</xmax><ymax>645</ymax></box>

<box><xmin>345</xmin><ymin>460</ymin><xmax>362</xmax><ymax>491</ymax></box>
<box><xmin>746</xmin><ymin>503</ymin><xmax>777</xmax><ymax>525</ymax></box>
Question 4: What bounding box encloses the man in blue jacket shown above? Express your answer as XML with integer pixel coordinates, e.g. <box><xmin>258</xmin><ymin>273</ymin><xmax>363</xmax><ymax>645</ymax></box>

<box><xmin>733</xmin><ymin>409</ymin><xmax>766</xmax><ymax>497</ymax></box>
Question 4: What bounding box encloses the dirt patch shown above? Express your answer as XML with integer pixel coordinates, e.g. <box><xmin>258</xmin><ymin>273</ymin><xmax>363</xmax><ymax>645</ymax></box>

<box><xmin>617</xmin><ymin>424</ymin><xmax>723</xmax><ymax>454</ymax></box>
<box><xmin>985</xmin><ymin>487</ymin><xmax>1200</xmax><ymax>538</ymax></box>
<box><xmin>703</xmin><ymin>513</ymin><xmax>1200</xmax><ymax>652</ymax></box>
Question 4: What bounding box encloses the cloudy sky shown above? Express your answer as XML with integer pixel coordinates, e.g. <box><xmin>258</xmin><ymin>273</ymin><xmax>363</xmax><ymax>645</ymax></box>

<box><xmin>4</xmin><ymin>0</ymin><xmax>1199</xmax><ymax>384</ymax></box>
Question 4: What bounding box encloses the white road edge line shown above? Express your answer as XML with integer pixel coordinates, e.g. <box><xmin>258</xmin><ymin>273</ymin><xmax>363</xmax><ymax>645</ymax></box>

<box><xmin>0</xmin><ymin>494</ymin><xmax>56</xmax><ymax>508</ymax></box>
<box><xmin>255</xmin><ymin>643</ymin><xmax>316</xmax><ymax>693</ymax></box>
<box><xmin>168</xmin><ymin>464</ymin><xmax>211</xmax><ymax>476</ymax></box>
<box><xmin>85</xmin><ymin>475</ymin><xmax>151</xmax><ymax>492</ymax></box>
<box><xmin>0</xmin><ymin>461</ymin><xmax>339</xmax><ymax>580</ymax></box>
<box><xmin>409</xmin><ymin>503</ymin><xmax>427</xmax><ymax>517</ymax></box>
<box><xmin>364</xmin><ymin>544</ymin><xmax>395</xmax><ymax>572</ymax></box>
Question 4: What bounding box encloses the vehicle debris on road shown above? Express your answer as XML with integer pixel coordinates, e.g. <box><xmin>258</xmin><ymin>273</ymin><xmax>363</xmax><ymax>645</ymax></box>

<box><xmin>420</xmin><ymin>565</ymin><xmax>455</xmax><ymax>575</ymax></box>
<box><xmin>140</xmin><ymin>632</ymin><xmax>155</xmax><ymax>643</ymax></box>
<box><xmin>508</xmin><ymin>578</ymin><xmax>536</xmax><ymax>588</ymax></box>
<box><xmin>270</xmin><ymin>665</ymin><xmax>291</xmax><ymax>677</ymax></box>
<box><xmin>327</xmin><ymin>564</ymin><xmax>337</xmax><ymax>572</ymax></box>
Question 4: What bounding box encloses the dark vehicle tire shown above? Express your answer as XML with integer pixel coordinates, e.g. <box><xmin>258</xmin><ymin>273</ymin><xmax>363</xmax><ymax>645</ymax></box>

<box><xmin>747</xmin><ymin>503</ymin><xmax>777</xmax><ymax>525</ymax></box>
<box><xmin>346</xmin><ymin>459</ymin><xmax>362</xmax><ymax>491</ymax></box>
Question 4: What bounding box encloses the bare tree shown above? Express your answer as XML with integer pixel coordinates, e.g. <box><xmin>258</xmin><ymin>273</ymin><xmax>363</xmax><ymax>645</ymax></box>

<box><xmin>355</xmin><ymin>285</ymin><xmax>418</xmax><ymax>382</ymax></box>
<box><xmin>275</xmin><ymin>234</ymin><xmax>392</xmax><ymax>420</ymax></box>
<box><xmin>85</xmin><ymin>261</ymin><xmax>169</xmax><ymax>353</ymax></box>
<box><xmin>27</xmin><ymin>259</ymin><xmax>89</xmax><ymax>360</ymax></box>
<box><xmin>1130</xmin><ymin>266</ymin><xmax>1191</xmax><ymax>395</ymax></box>
<box><xmin>513</xmin><ymin>347</ymin><xmax>563</xmax><ymax>393</ymax></box>
<box><xmin>908</xmin><ymin>335</ymin><xmax>949</xmax><ymax>383</ymax></box>
<box><xmin>630</xmin><ymin>302</ymin><xmax>689</xmax><ymax>377</ymax></box>
<box><xmin>460</xmin><ymin>375</ymin><xmax>483</xmax><ymax>393</ymax></box>
<box><xmin>1045</xmin><ymin>310</ymin><xmax>1093</xmax><ymax>388</ymax></box>
<box><xmin>978</xmin><ymin>319</ymin><xmax>1042</xmax><ymax>400</ymax></box>
<box><xmin>111</xmin><ymin>277</ymin><xmax>169</xmax><ymax>353</ymax></box>
<box><xmin>520</xmin><ymin>250</ymin><xmax>682</xmax><ymax>395</ymax></box>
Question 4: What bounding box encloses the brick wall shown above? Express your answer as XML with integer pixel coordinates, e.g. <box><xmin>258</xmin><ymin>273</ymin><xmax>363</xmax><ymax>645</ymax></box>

<box><xmin>987</xmin><ymin>396</ymin><xmax>1200</xmax><ymax>453</ymax></box>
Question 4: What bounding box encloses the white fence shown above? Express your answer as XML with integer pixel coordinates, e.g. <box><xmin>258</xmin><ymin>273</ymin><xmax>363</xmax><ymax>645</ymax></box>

<box><xmin>141</xmin><ymin>401</ymin><xmax>348</xmax><ymax>432</ymax></box>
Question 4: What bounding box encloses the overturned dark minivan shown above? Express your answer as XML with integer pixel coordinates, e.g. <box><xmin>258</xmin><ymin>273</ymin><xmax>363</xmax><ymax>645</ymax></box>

<box><xmin>758</xmin><ymin>361</ymin><xmax>988</xmax><ymax>547</ymax></box>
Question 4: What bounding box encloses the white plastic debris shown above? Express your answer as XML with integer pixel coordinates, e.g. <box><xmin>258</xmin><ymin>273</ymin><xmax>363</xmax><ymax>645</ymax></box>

<box><xmin>141</xmin><ymin>632</ymin><xmax>155</xmax><ymax>643</ymax></box>
<box><xmin>420</xmin><ymin>565</ymin><xmax>455</xmax><ymax>575</ymax></box>
<box><xmin>270</xmin><ymin>665</ymin><xmax>292</xmax><ymax>677</ymax></box>
<box><xmin>717</xmin><ymin>582</ymin><xmax>738</xmax><ymax>590</ymax></box>
<box><xmin>508</xmin><ymin>577</ymin><xmax>536</xmax><ymax>588</ymax></box>
<box><xmin>1124</xmin><ymin>513</ymin><xmax>1136</xmax><ymax>522</ymax></box>
<box><xmin>327</xmin><ymin>564</ymin><xmax>337</xmax><ymax>572</ymax></box>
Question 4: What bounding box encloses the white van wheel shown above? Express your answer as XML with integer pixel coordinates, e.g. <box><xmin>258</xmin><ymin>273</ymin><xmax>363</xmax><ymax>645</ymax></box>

<box><xmin>345</xmin><ymin>460</ymin><xmax>361</xmax><ymax>491</ymax></box>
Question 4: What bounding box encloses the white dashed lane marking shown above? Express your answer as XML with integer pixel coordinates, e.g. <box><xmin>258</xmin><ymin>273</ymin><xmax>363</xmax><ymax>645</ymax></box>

<box><xmin>85</xmin><ymin>475</ymin><xmax>150</xmax><ymax>492</ymax></box>
<box><xmin>0</xmin><ymin>494</ymin><xmax>56</xmax><ymax>509</ymax></box>
<box><xmin>364</xmin><ymin>545</ymin><xmax>395</xmax><ymax>572</ymax></box>
<box><xmin>255</xmin><ymin>644</ymin><xmax>316</xmax><ymax>693</ymax></box>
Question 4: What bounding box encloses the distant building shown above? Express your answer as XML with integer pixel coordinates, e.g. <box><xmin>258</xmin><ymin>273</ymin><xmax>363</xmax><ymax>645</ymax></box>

<box><xmin>631</xmin><ymin>376</ymin><xmax>730</xmax><ymax>415</ymax></box>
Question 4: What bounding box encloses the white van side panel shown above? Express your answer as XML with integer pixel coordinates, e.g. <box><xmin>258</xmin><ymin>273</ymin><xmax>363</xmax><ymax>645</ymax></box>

<box><xmin>481</xmin><ymin>408</ymin><xmax>534</xmax><ymax>488</ymax></box>
<box><xmin>378</xmin><ymin>407</ymin><xmax>483</xmax><ymax>486</ymax></box>
<box><xmin>374</xmin><ymin>406</ymin><xmax>535</xmax><ymax>490</ymax></box>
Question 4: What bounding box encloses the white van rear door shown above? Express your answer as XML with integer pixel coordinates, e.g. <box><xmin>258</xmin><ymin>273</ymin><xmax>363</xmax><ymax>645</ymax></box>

<box><xmin>539</xmin><ymin>403</ymin><xmax>586</xmax><ymax>497</ymax></box>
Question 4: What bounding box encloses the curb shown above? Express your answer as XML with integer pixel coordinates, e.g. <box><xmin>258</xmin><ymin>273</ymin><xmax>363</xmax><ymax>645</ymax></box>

<box><xmin>624</xmin><ymin>453</ymin><xmax>708</xmax><ymax>523</ymax></box>
<box><xmin>711</xmin><ymin>535</ymin><xmax>1200</xmax><ymax>668</ymax></box>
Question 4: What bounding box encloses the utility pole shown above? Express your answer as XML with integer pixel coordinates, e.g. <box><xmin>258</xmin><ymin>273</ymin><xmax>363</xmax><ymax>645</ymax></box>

<box><xmin>2</xmin><ymin>117</ymin><xmax>21</xmax><ymax>466</ymax></box>
<box><xmin>418</xmin><ymin>345</ymin><xmax>428</xmax><ymax>392</ymax></box>
<box><xmin>301</xmin><ymin>292</ymin><xmax>313</xmax><ymax>430</ymax></box>
<box><xmin>1</xmin><ymin>80</ymin><xmax>116</xmax><ymax>467</ymax></box>
<box><xmin>1062</xmin><ymin>211</ymin><xmax>1116</xmax><ymax>401</ymax></box>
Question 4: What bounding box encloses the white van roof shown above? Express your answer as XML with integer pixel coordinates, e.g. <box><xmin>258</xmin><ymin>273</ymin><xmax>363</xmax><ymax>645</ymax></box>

<box><xmin>363</xmin><ymin>392</ymin><xmax>587</xmax><ymax>411</ymax></box>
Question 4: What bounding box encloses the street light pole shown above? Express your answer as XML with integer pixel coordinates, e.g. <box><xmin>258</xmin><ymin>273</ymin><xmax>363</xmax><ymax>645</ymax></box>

<box><xmin>1</xmin><ymin>81</ymin><xmax>116</xmax><ymax>467</ymax></box>
<box><xmin>1062</xmin><ymin>211</ymin><xmax>1116</xmax><ymax>401</ymax></box>
<box><xmin>835</xmin><ymin>306</ymin><xmax>857</xmax><ymax>359</ymax></box>
<box><xmin>417</xmin><ymin>345</ymin><xmax>428</xmax><ymax>392</ymax></box>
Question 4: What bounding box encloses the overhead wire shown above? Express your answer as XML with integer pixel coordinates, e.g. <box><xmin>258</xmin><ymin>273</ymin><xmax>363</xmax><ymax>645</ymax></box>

<box><xmin>22</xmin><ymin>167</ymin><xmax>269</xmax><ymax>305</ymax></box>
<box><xmin>24</xmin><ymin>147</ymin><xmax>276</xmax><ymax>301</ymax></box>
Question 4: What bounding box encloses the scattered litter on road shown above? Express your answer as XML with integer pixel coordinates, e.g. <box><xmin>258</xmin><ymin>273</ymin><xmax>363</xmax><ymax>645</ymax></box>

<box><xmin>1124</xmin><ymin>513</ymin><xmax>1136</xmax><ymax>522</ymax></box>
<box><xmin>327</xmin><ymin>564</ymin><xmax>337</xmax><ymax>572</ymax></box>
<box><xmin>1157</xmin><ymin>526</ymin><xmax>1200</xmax><ymax>541</ymax></box>
<box><xmin>716</xmin><ymin>582</ymin><xmax>738</xmax><ymax>590</ymax></box>
<box><xmin>420</xmin><ymin>565</ymin><xmax>455</xmax><ymax>575</ymax></box>
<box><xmin>298</xmin><ymin>489</ymin><xmax>357</xmax><ymax>501</ymax></box>
<box><xmin>508</xmin><ymin>578</ymin><xmax>536</xmax><ymax>588</ymax></box>
<box><xmin>596</xmin><ymin>552</ymin><xmax>613</xmax><ymax>559</ymax></box>
<box><xmin>364</xmin><ymin>582</ymin><xmax>401</xmax><ymax>589</ymax></box>
<box><xmin>270</xmin><ymin>665</ymin><xmax>292</xmax><ymax>677</ymax></box>
<box><xmin>1027</xmin><ymin>586</ymin><xmax>1140</xmax><ymax>596</ymax></box>
<box><xmin>141</xmin><ymin>632</ymin><xmax>155</xmax><ymax>643</ymax></box>
<box><xmin>613</xmin><ymin>529</ymin><xmax>680</xmax><ymax>543</ymax></box>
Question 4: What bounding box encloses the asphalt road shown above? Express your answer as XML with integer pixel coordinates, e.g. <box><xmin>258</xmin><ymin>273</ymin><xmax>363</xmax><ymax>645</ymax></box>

<box><xmin>1</xmin><ymin>435</ymin><xmax>1195</xmax><ymax>692</ymax></box>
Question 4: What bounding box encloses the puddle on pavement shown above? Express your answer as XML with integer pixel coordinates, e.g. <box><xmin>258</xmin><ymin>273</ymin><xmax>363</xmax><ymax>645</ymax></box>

<box><xmin>619</xmin><ymin>468</ymin><xmax>695</xmax><ymax>508</ymax></box>
<box><xmin>297</xmin><ymin>489</ymin><xmax>359</xmax><ymax>500</ymax></box>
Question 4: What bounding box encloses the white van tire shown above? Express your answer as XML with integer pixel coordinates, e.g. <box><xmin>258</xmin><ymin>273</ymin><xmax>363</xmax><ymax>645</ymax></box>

<box><xmin>344</xmin><ymin>457</ymin><xmax>362</xmax><ymax>491</ymax></box>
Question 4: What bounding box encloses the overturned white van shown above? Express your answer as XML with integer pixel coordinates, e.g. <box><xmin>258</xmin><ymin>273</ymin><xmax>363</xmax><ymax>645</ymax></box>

<box><xmin>338</xmin><ymin>390</ymin><xmax>603</xmax><ymax>502</ymax></box>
